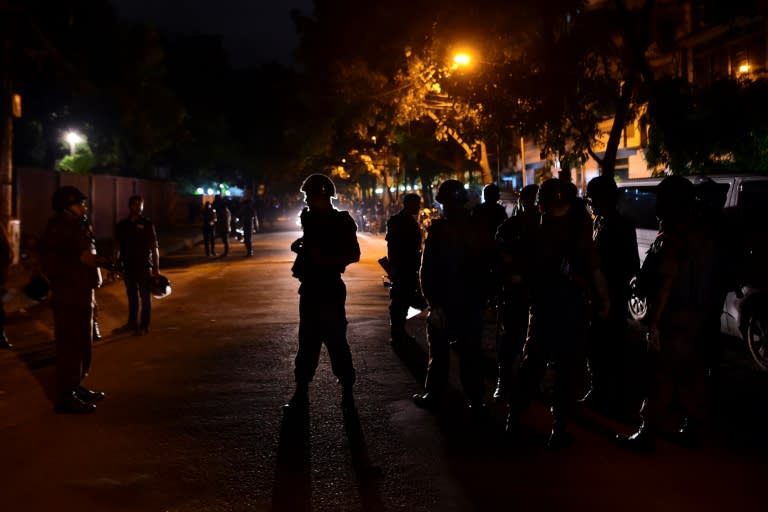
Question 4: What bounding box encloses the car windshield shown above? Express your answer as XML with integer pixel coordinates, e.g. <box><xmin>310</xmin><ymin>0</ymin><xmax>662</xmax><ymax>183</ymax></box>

<box><xmin>617</xmin><ymin>186</ymin><xmax>658</xmax><ymax>230</ymax></box>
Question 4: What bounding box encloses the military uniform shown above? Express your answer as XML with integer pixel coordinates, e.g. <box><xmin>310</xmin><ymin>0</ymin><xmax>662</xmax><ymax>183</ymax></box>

<box><xmin>419</xmin><ymin>209</ymin><xmax>488</xmax><ymax>406</ymax></box>
<box><xmin>115</xmin><ymin>211</ymin><xmax>158</xmax><ymax>333</ymax></box>
<box><xmin>39</xmin><ymin>197</ymin><xmax>102</xmax><ymax>412</ymax></box>
<box><xmin>385</xmin><ymin>204</ymin><xmax>422</xmax><ymax>343</ymax></box>
<box><xmin>291</xmin><ymin>206</ymin><xmax>360</xmax><ymax>390</ymax></box>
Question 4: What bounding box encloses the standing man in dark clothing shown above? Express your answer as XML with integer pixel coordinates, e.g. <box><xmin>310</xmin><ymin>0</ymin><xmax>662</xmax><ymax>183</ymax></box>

<box><xmin>506</xmin><ymin>179</ymin><xmax>609</xmax><ymax>448</ymax></box>
<box><xmin>473</xmin><ymin>184</ymin><xmax>509</xmax><ymax>308</ymax></box>
<box><xmin>413</xmin><ymin>180</ymin><xmax>490</xmax><ymax>415</ymax></box>
<box><xmin>39</xmin><ymin>186</ymin><xmax>107</xmax><ymax>413</ymax></box>
<box><xmin>583</xmin><ymin>176</ymin><xmax>639</xmax><ymax>412</ymax></box>
<box><xmin>284</xmin><ymin>174</ymin><xmax>361</xmax><ymax>412</ymax></box>
<box><xmin>114</xmin><ymin>195</ymin><xmax>160</xmax><ymax>336</ymax></box>
<box><xmin>385</xmin><ymin>193</ymin><xmax>423</xmax><ymax>345</ymax></box>
<box><xmin>492</xmin><ymin>184</ymin><xmax>539</xmax><ymax>401</ymax></box>
<box><xmin>0</xmin><ymin>223</ymin><xmax>12</xmax><ymax>349</ymax></box>
<box><xmin>213</xmin><ymin>196</ymin><xmax>231</xmax><ymax>257</ymax></box>
<box><xmin>202</xmin><ymin>201</ymin><xmax>217</xmax><ymax>257</ymax></box>
<box><xmin>617</xmin><ymin>176</ymin><xmax>722</xmax><ymax>452</ymax></box>
<box><xmin>238</xmin><ymin>197</ymin><xmax>257</xmax><ymax>257</ymax></box>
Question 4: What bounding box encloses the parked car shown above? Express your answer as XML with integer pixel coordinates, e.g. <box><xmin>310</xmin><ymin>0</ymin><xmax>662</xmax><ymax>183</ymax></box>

<box><xmin>617</xmin><ymin>174</ymin><xmax>768</xmax><ymax>371</ymax></box>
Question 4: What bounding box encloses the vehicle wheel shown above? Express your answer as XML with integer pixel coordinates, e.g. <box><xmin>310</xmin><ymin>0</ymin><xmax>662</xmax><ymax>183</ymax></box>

<box><xmin>746</xmin><ymin>313</ymin><xmax>768</xmax><ymax>371</ymax></box>
<box><xmin>627</xmin><ymin>277</ymin><xmax>647</xmax><ymax>322</ymax></box>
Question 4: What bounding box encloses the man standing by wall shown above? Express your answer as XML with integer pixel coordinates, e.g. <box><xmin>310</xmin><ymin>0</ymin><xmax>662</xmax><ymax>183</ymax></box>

<box><xmin>39</xmin><ymin>186</ymin><xmax>106</xmax><ymax>413</ymax></box>
<box><xmin>114</xmin><ymin>195</ymin><xmax>159</xmax><ymax>336</ymax></box>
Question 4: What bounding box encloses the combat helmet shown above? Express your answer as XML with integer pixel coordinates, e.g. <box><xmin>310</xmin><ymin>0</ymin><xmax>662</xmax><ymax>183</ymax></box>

<box><xmin>300</xmin><ymin>174</ymin><xmax>336</xmax><ymax>198</ymax></box>
<box><xmin>435</xmin><ymin>179</ymin><xmax>468</xmax><ymax>206</ymax></box>
<box><xmin>51</xmin><ymin>186</ymin><xmax>87</xmax><ymax>212</ymax></box>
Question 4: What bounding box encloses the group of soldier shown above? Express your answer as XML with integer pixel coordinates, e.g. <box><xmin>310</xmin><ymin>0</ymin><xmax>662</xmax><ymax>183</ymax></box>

<box><xmin>378</xmin><ymin>174</ymin><xmax>731</xmax><ymax>451</ymax></box>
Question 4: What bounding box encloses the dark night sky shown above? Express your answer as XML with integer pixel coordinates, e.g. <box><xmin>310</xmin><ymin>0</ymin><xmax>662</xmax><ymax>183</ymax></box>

<box><xmin>109</xmin><ymin>0</ymin><xmax>314</xmax><ymax>68</ymax></box>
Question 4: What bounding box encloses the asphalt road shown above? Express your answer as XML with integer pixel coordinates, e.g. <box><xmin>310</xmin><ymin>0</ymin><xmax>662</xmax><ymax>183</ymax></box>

<box><xmin>1</xmin><ymin>227</ymin><xmax>766</xmax><ymax>512</ymax></box>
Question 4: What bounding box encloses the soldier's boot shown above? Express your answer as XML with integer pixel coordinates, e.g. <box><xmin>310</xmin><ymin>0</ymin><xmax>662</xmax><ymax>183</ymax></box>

<box><xmin>493</xmin><ymin>361</ymin><xmax>513</xmax><ymax>403</ymax></box>
<box><xmin>670</xmin><ymin>417</ymin><xmax>702</xmax><ymax>449</ymax></box>
<box><xmin>283</xmin><ymin>382</ymin><xmax>309</xmax><ymax>411</ymax></box>
<box><xmin>92</xmin><ymin>321</ymin><xmax>102</xmax><ymax>341</ymax></box>
<box><xmin>616</xmin><ymin>423</ymin><xmax>656</xmax><ymax>453</ymax></box>
<box><xmin>0</xmin><ymin>330</ymin><xmax>11</xmax><ymax>349</ymax></box>
<box><xmin>547</xmin><ymin>416</ymin><xmax>574</xmax><ymax>450</ymax></box>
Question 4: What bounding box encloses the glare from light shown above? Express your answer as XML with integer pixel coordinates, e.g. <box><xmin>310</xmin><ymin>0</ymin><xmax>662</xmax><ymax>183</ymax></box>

<box><xmin>195</xmin><ymin>187</ymin><xmax>204</xmax><ymax>195</ymax></box>
<box><xmin>453</xmin><ymin>53</ymin><xmax>471</xmax><ymax>67</ymax></box>
<box><xmin>206</xmin><ymin>188</ymin><xmax>214</xmax><ymax>195</ymax></box>
<box><xmin>738</xmin><ymin>63</ymin><xmax>751</xmax><ymax>74</ymax></box>
<box><xmin>65</xmin><ymin>131</ymin><xmax>83</xmax><ymax>145</ymax></box>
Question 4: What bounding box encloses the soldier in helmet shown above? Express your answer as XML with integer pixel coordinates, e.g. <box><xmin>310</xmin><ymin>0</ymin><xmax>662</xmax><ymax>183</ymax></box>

<box><xmin>284</xmin><ymin>174</ymin><xmax>361</xmax><ymax>412</ymax></box>
<box><xmin>385</xmin><ymin>193</ymin><xmax>423</xmax><ymax>345</ymax></box>
<box><xmin>412</xmin><ymin>179</ymin><xmax>490</xmax><ymax>416</ymax></box>
<box><xmin>39</xmin><ymin>186</ymin><xmax>109</xmax><ymax>413</ymax></box>
<box><xmin>506</xmin><ymin>178</ymin><xmax>609</xmax><ymax>448</ymax></box>
<box><xmin>583</xmin><ymin>175</ymin><xmax>639</xmax><ymax>413</ymax></box>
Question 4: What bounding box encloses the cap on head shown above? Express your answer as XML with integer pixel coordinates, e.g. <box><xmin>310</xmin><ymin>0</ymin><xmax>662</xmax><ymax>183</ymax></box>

<box><xmin>300</xmin><ymin>174</ymin><xmax>336</xmax><ymax>198</ymax></box>
<box><xmin>435</xmin><ymin>179</ymin><xmax>468</xmax><ymax>207</ymax></box>
<box><xmin>52</xmin><ymin>186</ymin><xmax>87</xmax><ymax>212</ymax></box>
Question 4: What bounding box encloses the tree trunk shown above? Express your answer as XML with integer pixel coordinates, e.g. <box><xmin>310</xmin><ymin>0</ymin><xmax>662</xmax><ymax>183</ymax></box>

<box><xmin>601</xmin><ymin>76</ymin><xmax>634</xmax><ymax>177</ymax></box>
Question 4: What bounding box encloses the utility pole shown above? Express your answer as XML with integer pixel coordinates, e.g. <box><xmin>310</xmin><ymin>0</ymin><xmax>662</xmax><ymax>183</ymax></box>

<box><xmin>1</xmin><ymin>4</ymin><xmax>21</xmax><ymax>263</ymax></box>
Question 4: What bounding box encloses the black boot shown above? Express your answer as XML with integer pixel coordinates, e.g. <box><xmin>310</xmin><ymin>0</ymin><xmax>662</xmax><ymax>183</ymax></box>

<box><xmin>669</xmin><ymin>417</ymin><xmax>702</xmax><ymax>449</ymax></box>
<box><xmin>616</xmin><ymin>424</ymin><xmax>656</xmax><ymax>453</ymax></box>
<box><xmin>0</xmin><ymin>331</ymin><xmax>11</xmax><ymax>350</ymax></box>
<box><xmin>55</xmin><ymin>391</ymin><xmax>97</xmax><ymax>414</ymax></box>
<box><xmin>283</xmin><ymin>382</ymin><xmax>309</xmax><ymax>411</ymax></box>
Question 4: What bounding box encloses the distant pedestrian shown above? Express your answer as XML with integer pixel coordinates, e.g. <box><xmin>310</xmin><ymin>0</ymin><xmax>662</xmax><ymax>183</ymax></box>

<box><xmin>617</xmin><ymin>176</ymin><xmax>719</xmax><ymax>452</ymax></box>
<box><xmin>492</xmin><ymin>184</ymin><xmax>539</xmax><ymax>401</ymax></box>
<box><xmin>113</xmin><ymin>195</ymin><xmax>160</xmax><ymax>336</ymax></box>
<box><xmin>238</xmin><ymin>197</ymin><xmax>257</xmax><ymax>257</ymax></box>
<box><xmin>202</xmin><ymin>201</ymin><xmax>217</xmax><ymax>257</ymax></box>
<box><xmin>385</xmin><ymin>193</ymin><xmax>423</xmax><ymax>345</ymax></box>
<box><xmin>412</xmin><ymin>180</ymin><xmax>490</xmax><ymax>416</ymax></box>
<box><xmin>284</xmin><ymin>174</ymin><xmax>361</xmax><ymax>412</ymax></box>
<box><xmin>0</xmin><ymin>222</ymin><xmax>13</xmax><ymax>349</ymax></box>
<box><xmin>506</xmin><ymin>179</ymin><xmax>609</xmax><ymax>448</ymax></box>
<box><xmin>213</xmin><ymin>196</ymin><xmax>231</xmax><ymax>257</ymax></box>
<box><xmin>583</xmin><ymin>175</ymin><xmax>639</xmax><ymax>413</ymax></box>
<box><xmin>39</xmin><ymin>186</ymin><xmax>107</xmax><ymax>413</ymax></box>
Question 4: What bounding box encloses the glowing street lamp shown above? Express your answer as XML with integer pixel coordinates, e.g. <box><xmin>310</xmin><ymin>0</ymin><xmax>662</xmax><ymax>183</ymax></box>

<box><xmin>453</xmin><ymin>52</ymin><xmax>472</xmax><ymax>68</ymax></box>
<box><xmin>65</xmin><ymin>131</ymin><xmax>83</xmax><ymax>156</ymax></box>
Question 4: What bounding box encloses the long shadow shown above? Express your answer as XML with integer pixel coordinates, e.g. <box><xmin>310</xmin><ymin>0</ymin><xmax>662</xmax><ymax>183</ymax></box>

<box><xmin>342</xmin><ymin>406</ymin><xmax>385</xmax><ymax>512</ymax></box>
<box><xmin>271</xmin><ymin>407</ymin><xmax>312</xmax><ymax>512</ymax></box>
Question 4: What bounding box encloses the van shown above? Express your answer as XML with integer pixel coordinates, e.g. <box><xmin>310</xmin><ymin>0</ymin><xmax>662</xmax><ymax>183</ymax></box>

<box><xmin>616</xmin><ymin>175</ymin><xmax>768</xmax><ymax>371</ymax></box>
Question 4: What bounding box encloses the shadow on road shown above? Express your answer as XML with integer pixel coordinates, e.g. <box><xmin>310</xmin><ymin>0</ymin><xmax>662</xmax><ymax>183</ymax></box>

<box><xmin>342</xmin><ymin>406</ymin><xmax>385</xmax><ymax>512</ymax></box>
<box><xmin>272</xmin><ymin>408</ymin><xmax>312</xmax><ymax>512</ymax></box>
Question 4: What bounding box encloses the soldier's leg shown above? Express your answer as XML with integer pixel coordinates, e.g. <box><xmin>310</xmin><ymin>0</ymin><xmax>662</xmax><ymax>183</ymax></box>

<box><xmin>293</xmin><ymin>294</ymin><xmax>325</xmax><ymax>384</ymax></box>
<box><xmin>455</xmin><ymin>306</ymin><xmax>485</xmax><ymax>405</ymax></box>
<box><xmin>389</xmin><ymin>277</ymin><xmax>411</xmax><ymax>342</ymax></box>
<box><xmin>54</xmin><ymin>301</ymin><xmax>94</xmax><ymax>413</ymax></box>
<box><xmin>138</xmin><ymin>275</ymin><xmax>152</xmax><ymax>331</ymax></box>
<box><xmin>124</xmin><ymin>277</ymin><xmax>140</xmax><ymax>328</ymax></box>
<box><xmin>324</xmin><ymin>285</ymin><xmax>355</xmax><ymax>386</ymax></box>
<box><xmin>422</xmin><ymin>312</ymin><xmax>451</xmax><ymax>396</ymax></box>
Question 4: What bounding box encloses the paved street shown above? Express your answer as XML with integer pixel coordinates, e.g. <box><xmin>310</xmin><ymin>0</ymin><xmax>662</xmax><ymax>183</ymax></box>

<box><xmin>1</xmin><ymin>227</ymin><xmax>767</xmax><ymax>512</ymax></box>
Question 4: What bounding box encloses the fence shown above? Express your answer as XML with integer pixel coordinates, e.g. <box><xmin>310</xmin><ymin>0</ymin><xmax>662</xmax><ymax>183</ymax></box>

<box><xmin>15</xmin><ymin>167</ymin><xmax>177</xmax><ymax>243</ymax></box>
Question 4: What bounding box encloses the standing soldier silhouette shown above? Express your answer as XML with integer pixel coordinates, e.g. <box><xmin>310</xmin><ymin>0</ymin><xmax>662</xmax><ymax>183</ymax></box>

<box><xmin>413</xmin><ymin>180</ymin><xmax>489</xmax><ymax>415</ymax></box>
<box><xmin>506</xmin><ymin>179</ymin><xmax>609</xmax><ymax>448</ymax></box>
<box><xmin>284</xmin><ymin>174</ymin><xmax>361</xmax><ymax>411</ymax></box>
<box><xmin>493</xmin><ymin>184</ymin><xmax>539</xmax><ymax>401</ymax></box>
<box><xmin>39</xmin><ymin>186</ymin><xmax>107</xmax><ymax>413</ymax></box>
<box><xmin>583</xmin><ymin>176</ymin><xmax>639</xmax><ymax>413</ymax></box>
<box><xmin>385</xmin><ymin>193</ymin><xmax>423</xmax><ymax>345</ymax></box>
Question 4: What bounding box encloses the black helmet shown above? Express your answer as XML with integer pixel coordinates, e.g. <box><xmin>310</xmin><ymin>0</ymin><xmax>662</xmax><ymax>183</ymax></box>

<box><xmin>51</xmin><ymin>186</ymin><xmax>87</xmax><ymax>212</ymax></box>
<box><xmin>586</xmin><ymin>175</ymin><xmax>618</xmax><ymax>202</ymax></box>
<box><xmin>300</xmin><ymin>174</ymin><xmax>336</xmax><ymax>198</ymax></box>
<box><xmin>150</xmin><ymin>274</ymin><xmax>172</xmax><ymax>299</ymax></box>
<box><xmin>482</xmin><ymin>183</ymin><xmax>501</xmax><ymax>203</ymax></box>
<box><xmin>435</xmin><ymin>179</ymin><xmax>468</xmax><ymax>206</ymax></box>
<box><xmin>536</xmin><ymin>178</ymin><xmax>571</xmax><ymax>214</ymax></box>
<box><xmin>656</xmin><ymin>175</ymin><xmax>694</xmax><ymax>222</ymax></box>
